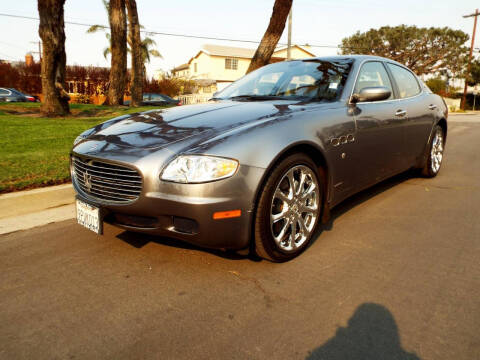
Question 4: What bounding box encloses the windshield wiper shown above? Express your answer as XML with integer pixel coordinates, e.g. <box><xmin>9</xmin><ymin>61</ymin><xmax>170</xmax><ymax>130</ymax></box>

<box><xmin>228</xmin><ymin>95</ymin><xmax>281</xmax><ymax>101</ymax></box>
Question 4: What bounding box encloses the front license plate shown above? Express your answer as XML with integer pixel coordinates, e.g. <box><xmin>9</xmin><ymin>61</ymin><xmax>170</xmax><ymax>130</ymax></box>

<box><xmin>76</xmin><ymin>199</ymin><xmax>102</xmax><ymax>234</ymax></box>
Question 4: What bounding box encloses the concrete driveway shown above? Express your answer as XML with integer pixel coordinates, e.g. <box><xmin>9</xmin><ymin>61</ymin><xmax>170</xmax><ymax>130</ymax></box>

<box><xmin>0</xmin><ymin>114</ymin><xmax>479</xmax><ymax>359</ymax></box>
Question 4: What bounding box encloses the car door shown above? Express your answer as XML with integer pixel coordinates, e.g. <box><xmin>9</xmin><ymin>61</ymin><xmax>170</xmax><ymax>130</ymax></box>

<box><xmin>386</xmin><ymin>63</ymin><xmax>434</xmax><ymax>165</ymax></box>
<box><xmin>351</xmin><ymin>61</ymin><xmax>409</xmax><ymax>187</ymax></box>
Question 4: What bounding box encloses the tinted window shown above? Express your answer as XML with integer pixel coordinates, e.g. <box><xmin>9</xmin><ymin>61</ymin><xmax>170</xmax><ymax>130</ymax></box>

<box><xmin>10</xmin><ymin>89</ymin><xmax>23</xmax><ymax>96</ymax></box>
<box><xmin>387</xmin><ymin>63</ymin><xmax>421</xmax><ymax>98</ymax></box>
<box><xmin>216</xmin><ymin>59</ymin><xmax>354</xmax><ymax>102</ymax></box>
<box><xmin>354</xmin><ymin>61</ymin><xmax>393</xmax><ymax>100</ymax></box>
<box><xmin>150</xmin><ymin>94</ymin><xmax>166</xmax><ymax>101</ymax></box>
<box><xmin>161</xmin><ymin>94</ymin><xmax>174</xmax><ymax>101</ymax></box>
<box><xmin>0</xmin><ymin>88</ymin><xmax>9</xmax><ymax>95</ymax></box>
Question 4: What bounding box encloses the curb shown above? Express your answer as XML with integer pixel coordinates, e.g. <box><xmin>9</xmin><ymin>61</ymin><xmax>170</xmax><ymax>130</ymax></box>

<box><xmin>0</xmin><ymin>183</ymin><xmax>75</xmax><ymax>219</ymax></box>
<box><xmin>449</xmin><ymin>112</ymin><xmax>480</xmax><ymax>116</ymax></box>
<box><xmin>0</xmin><ymin>204</ymin><xmax>75</xmax><ymax>235</ymax></box>
<box><xmin>0</xmin><ymin>184</ymin><xmax>75</xmax><ymax>233</ymax></box>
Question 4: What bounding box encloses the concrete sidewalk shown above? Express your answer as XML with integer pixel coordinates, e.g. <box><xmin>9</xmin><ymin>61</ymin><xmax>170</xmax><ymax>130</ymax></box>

<box><xmin>0</xmin><ymin>184</ymin><xmax>75</xmax><ymax>234</ymax></box>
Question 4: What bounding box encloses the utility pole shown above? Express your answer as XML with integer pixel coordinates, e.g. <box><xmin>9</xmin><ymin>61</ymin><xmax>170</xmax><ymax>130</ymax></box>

<box><xmin>462</xmin><ymin>9</ymin><xmax>479</xmax><ymax>110</ymax></box>
<box><xmin>287</xmin><ymin>8</ymin><xmax>292</xmax><ymax>61</ymax></box>
<box><xmin>30</xmin><ymin>41</ymin><xmax>42</xmax><ymax>62</ymax></box>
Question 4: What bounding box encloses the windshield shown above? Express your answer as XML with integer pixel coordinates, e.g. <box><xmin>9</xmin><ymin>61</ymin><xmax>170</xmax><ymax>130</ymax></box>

<box><xmin>215</xmin><ymin>58</ymin><xmax>353</xmax><ymax>102</ymax></box>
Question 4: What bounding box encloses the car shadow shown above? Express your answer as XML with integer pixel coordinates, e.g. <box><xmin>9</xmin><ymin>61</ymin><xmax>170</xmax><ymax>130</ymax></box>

<box><xmin>116</xmin><ymin>230</ymin><xmax>258</xmax><ymax>261</ymax></box>
<box><xmin>306</xmin><ymin>303</ymin><xmax>421</xmax><ymax>360</ymax></box>
<box><xmin>116</xmin><ymin>170</ymin><xmax>416</xmax><ymax>261</ymax></box>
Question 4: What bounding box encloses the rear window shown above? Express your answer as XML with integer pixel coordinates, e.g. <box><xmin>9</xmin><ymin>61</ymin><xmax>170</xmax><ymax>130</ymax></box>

<box><xmin>387</xmin><ymin>63</ymin><xmax>421</xmax><ymax>98</ymax></box>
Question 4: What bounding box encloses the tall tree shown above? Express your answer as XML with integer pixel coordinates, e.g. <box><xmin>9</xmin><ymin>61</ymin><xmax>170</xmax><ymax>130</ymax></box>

<box><xmin>246</xmin><ymin>0</ymin><xmax>293</xmax><ymax>74</ymax></box>
<box><xmin>340</xmin><ymin>25</ymin><xmax>469</xmax><ymax>76</ymax></box>
<box><xmin>106</xmin><ymin>0</ymin><xmax>127</xmax><ymax>105</ymax></box>
<box><xmin>466</xmin><ymin>59</ymin><xmax>480</xmax><ymax>86</ymax></box>
<box><xmin>37</xmin><ymin>0</ymin><xmax>70</xmax><ymax>116</ymax></box>
<box><xmin>87</xmin><ymin>0</ymin><xmax>161</xmax><ymax>106</ymax></box>
<box><xmin>126</xmin><ymin>0</ymin><xmax>142</xmax><ymax>106</ymax></box>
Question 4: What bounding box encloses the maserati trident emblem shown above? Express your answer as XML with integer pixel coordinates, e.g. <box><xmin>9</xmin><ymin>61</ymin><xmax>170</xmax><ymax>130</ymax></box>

<box><xmin>83</xmin><ymin>171</ymin><xmax>92</xmax><ymax>192</ymax></box>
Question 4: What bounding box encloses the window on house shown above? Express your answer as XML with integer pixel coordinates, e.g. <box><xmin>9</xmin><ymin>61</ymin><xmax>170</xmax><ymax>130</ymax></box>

<box><xmin>225</xmin><ymin>58</ymin><xmax>238</xmax><ymax>70</ymax></box>
<box><xmin>194</xmin><ymin>63</ymin><xmax>197</xmax><ymax>72</ymax></box>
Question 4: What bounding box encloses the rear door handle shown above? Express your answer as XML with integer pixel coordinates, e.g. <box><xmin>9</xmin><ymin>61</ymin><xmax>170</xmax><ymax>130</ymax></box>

<box><xmin>395</xmin><ymin>109</ymin><xmax>407</xmax><ymax>117</ymax></box>
<box><xmin>429</xmin><ymin>104</ymin><xmax>437</xmax><ymax>110</ymax></box>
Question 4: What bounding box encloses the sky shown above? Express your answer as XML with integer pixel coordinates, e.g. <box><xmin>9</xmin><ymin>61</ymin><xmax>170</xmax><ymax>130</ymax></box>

<box><xmin>0</xmin><ymin>0</ymin><xmax>478</xmax><ymax>76</ymax></box>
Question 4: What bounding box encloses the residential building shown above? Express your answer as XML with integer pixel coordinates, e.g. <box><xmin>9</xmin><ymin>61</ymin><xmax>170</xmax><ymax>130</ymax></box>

<box><xmin>172</xmin><ymin>44</ymin><xmax>316</xmax><ymax>92</ymax></box>
<box><xmin>171</xmin><ymin>63</ymin><xmax>190</xmax><ymax>78</ymax></box>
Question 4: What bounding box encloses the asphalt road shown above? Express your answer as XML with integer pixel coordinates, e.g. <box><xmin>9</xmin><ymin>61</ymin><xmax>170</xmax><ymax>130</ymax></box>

<box><xmin>1</xmin><ymin>114</ymin><xmax>479</xmax><ymax>360</ymax></box>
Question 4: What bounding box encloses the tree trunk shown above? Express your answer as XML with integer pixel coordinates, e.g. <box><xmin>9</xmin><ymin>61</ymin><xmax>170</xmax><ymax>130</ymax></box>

<box><xmin>246</xmin><ymin>0</ymin><xmax>293</xmax><ymax>74</ymax></box>
<box><xmin>107</xmin><ymin>0</ymin><xmax>127</xmax><ymax>105</ymax></box>
<box><xmin>37</xmin><ymin>0</ymin><xmax>70</xmax><ymax>116</ymax></box>
<box><xmin>126</xmin><ymin>0</ymin><xmax>143</xmax><ymax>107</ymax></box>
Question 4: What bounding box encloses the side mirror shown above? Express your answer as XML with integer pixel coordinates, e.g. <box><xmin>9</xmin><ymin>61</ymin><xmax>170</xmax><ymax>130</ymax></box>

<box><xmin>351</xmin><ymin>87</ymin><xmax>391</xmax><ymax>103</ymax></box>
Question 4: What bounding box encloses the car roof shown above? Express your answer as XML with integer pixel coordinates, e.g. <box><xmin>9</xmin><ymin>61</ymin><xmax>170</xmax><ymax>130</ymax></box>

<box><xmin>293</xmin><ymin>55</ymin><xmax>408</xmax><ymax>68</ymax></box>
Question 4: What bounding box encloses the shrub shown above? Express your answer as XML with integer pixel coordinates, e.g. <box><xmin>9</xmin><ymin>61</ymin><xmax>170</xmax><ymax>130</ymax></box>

<box><xmin>425</xmin><ymin>78</ymin><xmax>446</xmax><ymax>95</ymax></box>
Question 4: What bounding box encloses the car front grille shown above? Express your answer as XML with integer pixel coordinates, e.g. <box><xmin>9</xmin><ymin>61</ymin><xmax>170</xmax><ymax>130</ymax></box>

<box><xmin>72</xmin><ymin>156</ymin><xmax>142</xmax><ymax>203</ymax></box>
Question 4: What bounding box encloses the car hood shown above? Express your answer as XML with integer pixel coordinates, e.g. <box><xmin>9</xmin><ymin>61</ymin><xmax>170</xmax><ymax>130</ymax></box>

<box><xmin>79</xmin><ymin>100</ymin><xmax>315</xmax><ymax>151</ymax></box>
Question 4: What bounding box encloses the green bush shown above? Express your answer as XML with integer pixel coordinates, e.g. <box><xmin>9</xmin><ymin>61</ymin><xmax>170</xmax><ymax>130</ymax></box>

<box><xmin>425</xmin><ymin>78</ymin><xmax>447</xmax><ymax>95</ymax></box>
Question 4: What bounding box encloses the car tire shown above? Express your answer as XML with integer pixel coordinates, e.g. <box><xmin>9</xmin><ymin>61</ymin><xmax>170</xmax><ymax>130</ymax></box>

<box><xmin>254</xmin><ymin>153</ymin><xmax>323</xmax><ymax>262</ymax></box>
<box><xmin>421</xmin><ymin>125</ymin><xmax>445</xmax><ymax>178</ymax></box>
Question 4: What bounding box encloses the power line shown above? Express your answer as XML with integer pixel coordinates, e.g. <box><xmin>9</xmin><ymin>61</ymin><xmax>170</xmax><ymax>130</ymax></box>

<box><xmin>0</xmin><ymin>12</ymin><xmax>340</xmax><ymax>49</ymax></box>
<box><xmin>0</xmin><ymin>40</ymin><xmax>30</xmax><ymax>52</ymax></box>
<box><xmin>0</xmin><ymin>51</ymin><xmax>17</xmax><ymax>60</ymax></box>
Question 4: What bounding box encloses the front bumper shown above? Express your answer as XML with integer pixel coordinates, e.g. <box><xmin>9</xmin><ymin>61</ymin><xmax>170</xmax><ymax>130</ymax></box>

<box><xmin>72</xmin><ymin>153</ymin><xmax>265</xmax><ymax>250</ymax></box>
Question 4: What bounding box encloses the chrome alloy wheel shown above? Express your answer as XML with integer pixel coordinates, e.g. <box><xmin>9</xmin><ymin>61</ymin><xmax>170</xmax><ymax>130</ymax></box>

<box><xmin>270</xmin><ymin>165</ymin><xmax>320</xmax><ymax>252</ymax></box>
<box><xmin>431</xmin><ymin>129</ymin><xmax>444</xmax><ymax>174</ymax></box>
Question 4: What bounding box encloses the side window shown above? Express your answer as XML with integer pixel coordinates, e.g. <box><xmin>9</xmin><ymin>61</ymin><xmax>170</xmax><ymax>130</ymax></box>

<box><xmin>354</xmin><ymin>61</ymin><xmax>393</xmax><ymax>100</ymax></box>
<box><xmin>0</xmin><ymin>88</ymin><xmax>10</xmax><ymax>95</ymax></box>
<box><xmin>150</xmin><ymin>94</ymin><xmax>165</xmax><ymax>101</ymax></box>
<box><xmin>387</xmin><ymin>63</ymin><xmax>421</xmax><ymax>98</ymax></box>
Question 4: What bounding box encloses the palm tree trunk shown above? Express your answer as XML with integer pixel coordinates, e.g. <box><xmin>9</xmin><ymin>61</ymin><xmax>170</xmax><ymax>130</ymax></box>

<box><xmin>37</xmin><ymin>0</ymin><xmax>70</xmax><ymax>116</ymax></box>
<box><xmin>126</xmin><ymin>0</ymin><xmax>143</xmax><ymax>107</ymax></box>
<box><xmin>107</xmin><ymin>0</ymin><xmax>127</xmax><ymax>105</ymax></box>
<box><xmin>246</xmin><ymin>0</ymin><xmax>293</xmax><ymax>74</ymax></box>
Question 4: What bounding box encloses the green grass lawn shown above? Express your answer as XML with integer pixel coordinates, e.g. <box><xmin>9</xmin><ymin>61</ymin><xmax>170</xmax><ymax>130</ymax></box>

<box><xmin>0</xmin><ymin>103</ymin><xmax>163</xmax><ymax>193</ymax></box>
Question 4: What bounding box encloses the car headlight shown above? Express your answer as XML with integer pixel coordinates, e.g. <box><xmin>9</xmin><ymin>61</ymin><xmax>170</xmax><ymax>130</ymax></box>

<box><xmin>160</xmin><ymin>155</ymin><xmax>239</xmax><ymax>183</ymax></box>
<box><xmin>73</xmin><ymin>135</ymin><xmax>86</xmax><ymax>146</ymax></box>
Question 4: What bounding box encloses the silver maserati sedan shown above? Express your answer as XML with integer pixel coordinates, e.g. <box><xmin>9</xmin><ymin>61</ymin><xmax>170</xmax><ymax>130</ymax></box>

<box><xmin>71</xmin><ymin>55</ymin><xmax>447</xmax><ymax>262</ymax></box>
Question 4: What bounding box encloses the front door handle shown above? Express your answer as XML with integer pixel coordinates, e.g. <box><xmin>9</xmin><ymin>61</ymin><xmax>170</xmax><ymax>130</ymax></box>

<box><xmin>429</xmin><ymin>104</ymin><xmax>437</xmax><ymax>110</ymax></box>
<box><xmin>395</xmin><ymin>109</ymin><xmax>407</xmax><ymax>117</ymax></box>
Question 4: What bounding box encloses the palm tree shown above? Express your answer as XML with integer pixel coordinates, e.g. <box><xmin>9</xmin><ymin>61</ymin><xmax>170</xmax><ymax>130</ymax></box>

<box><xmin>87</xmin><ymin>26</ymin><xmax>162</xmax><ymax>64</ymax></box>
<box><xmin>38</xmin><ymin>0</ymin><xmax>70</xmax><ymax>116</ymax></box>
<box><xmin>126</xmin><ymin>0</ymin><xmax>142</xmax><ymax>106</ymax></box>
<box><xmin>106</xmin><ymin>0</ymin><xmax>127</xmax><ymax>105</ymax></box>
<box><xmin>86</xmin><ymin>0</ymin><xmax>162</xmax><ymax>65</ymax></box>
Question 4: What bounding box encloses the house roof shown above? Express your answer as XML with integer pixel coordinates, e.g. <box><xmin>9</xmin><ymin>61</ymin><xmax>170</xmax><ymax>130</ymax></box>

<box><xmin>172</xmin><ymin>63</ymin><xmax>189</xmax><ymax>72</ymax></box>
<box><xmin>274</xmin><ymin>44</ymin><xmax>316</xmax><ymax>57</ymax></box>
<box><xmin>201</xmin><ymin>44</ymin><xmax>256</xmax><ymax>58</ymax></box>
<box><xmin>183</xmin><ymin>44</ymin><xmax>317</xmax><ymax>67</ymax></box>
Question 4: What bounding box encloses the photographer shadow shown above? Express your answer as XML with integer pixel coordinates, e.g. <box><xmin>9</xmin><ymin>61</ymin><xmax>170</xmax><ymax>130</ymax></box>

<box><xmin>306</xmin><ymin>303</ymin><xmax>421</xmax><ymax>360</ymax></box>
